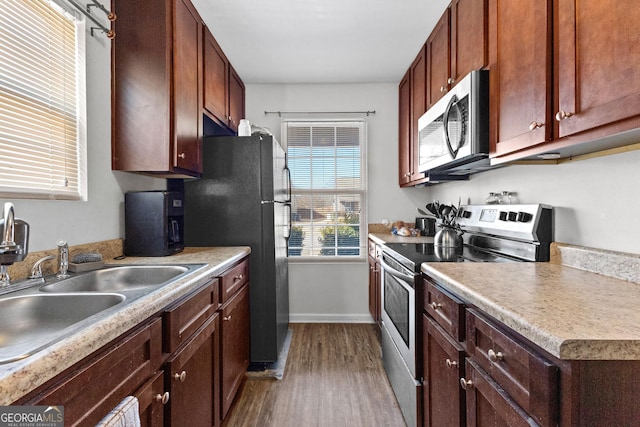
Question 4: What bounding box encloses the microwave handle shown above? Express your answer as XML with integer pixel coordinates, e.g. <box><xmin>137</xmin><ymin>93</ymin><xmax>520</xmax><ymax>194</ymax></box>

<box><xmin>443</xmin><ymin>94</ymin><xmax>463</xmax><ymax>158</ymax></box>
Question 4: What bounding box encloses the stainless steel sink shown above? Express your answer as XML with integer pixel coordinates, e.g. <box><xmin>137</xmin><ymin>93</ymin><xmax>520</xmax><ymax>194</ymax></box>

<box><xmin>39</xmin><ymin>265</ymin><xmax>191</xmax><ymax>293</ymax></box>
<box><xmin>0</xmin><ymin>293</ymin><xmax>125</xmax><ymax>364</ymax></box>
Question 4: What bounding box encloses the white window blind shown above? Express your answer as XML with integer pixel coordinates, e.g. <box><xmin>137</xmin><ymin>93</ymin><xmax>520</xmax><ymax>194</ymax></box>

<box><xmin>284</xmin><ymin>120</ymin><xmax>366</xmax><ymax>258</ymax></box>
<box><xmin>0</xmin><ymin>0</ymin><xmax>87</xmax><ymax>200</ymax></box>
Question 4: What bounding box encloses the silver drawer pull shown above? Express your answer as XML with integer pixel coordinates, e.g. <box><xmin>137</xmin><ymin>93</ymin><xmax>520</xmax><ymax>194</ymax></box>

<box><xmin>445</xmin><ymin>358</ymin><xmax>458</xmax><ymax>369</ymax></box>
<box><xmin>430</xmin><ymin>302</ymin><xmax>442</xmax><ymax>310</ymax></box>
<box><xmin>233</xmin><ymin>274</ymin><xmax>244</xmax><ymax>282</ymax></box>
<box><xmin>223</xmin><ymin>315</ymin><xmax>232</xmax><ymax>321</ymax></box>
<box><xmin>174</xmin><ymin>370</ymin><xmax>187</xmax><ymax>382</ymax></box>
<box><xmin>155</xmin><ymin>392</ymin><xmax>170</xmax><ymax>405</ymax></box>
<box><xmin>488</xmin><ymin>348</ymin><xmax>504</xmax><ymax>362</ymax></box>
<box><xmin>460</xmin><ymin>378</ymin><xmax>473</xmax><ymax>390</ymax></box>
<box><xmin>529</xmin><ymin>121</ymin><xmax>544</xmax><ymax>131</ymax></box>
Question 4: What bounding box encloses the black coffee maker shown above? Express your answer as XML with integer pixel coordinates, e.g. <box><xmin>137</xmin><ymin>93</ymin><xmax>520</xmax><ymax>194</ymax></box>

<box><xmin>124</xmin><ymin>191</ymin><xmax>184</xmax><ymax>256</ymax></box>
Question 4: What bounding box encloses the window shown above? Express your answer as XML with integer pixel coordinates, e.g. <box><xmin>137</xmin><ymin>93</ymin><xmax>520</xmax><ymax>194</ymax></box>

<box><xmin>0</xmin><ymin>0</ymin><xmax>87</xmax><ymax>200</ymax></box>
<box><xmin>284</xmin><ymin>120</ymin><xmax>366</xmax><ymax>258</ymax></box>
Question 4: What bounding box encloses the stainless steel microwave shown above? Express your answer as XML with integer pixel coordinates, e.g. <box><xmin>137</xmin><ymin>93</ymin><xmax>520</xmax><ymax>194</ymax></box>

<box><xmin>417</xmin><ymin>70</ymin><xmax>490</xmax><ymax>175</ymax></box>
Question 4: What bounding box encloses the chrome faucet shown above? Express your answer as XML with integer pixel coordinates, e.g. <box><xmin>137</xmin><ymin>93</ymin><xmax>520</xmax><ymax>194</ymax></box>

<box><xmin>30</xmin><ymin>255</ymin><xmax>55</xmax><ymax>279</ymax></box>
<box><xmin>56</xmin><ymin>240</ymin><xmax>70</xmax><ymax>279</ymax></box>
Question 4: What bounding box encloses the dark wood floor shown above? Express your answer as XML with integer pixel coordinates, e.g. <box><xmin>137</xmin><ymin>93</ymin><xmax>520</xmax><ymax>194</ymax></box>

<box><xmin>222</xmin><ymin>323</ymin><xmax>406</xmax><ymax>427</ymax></box>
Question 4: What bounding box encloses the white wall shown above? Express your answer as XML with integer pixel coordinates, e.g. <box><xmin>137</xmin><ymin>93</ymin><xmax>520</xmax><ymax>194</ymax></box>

<box><xmin>3</xmin><ymin>20</ymin><xmax>166</xmax><ymax>252</ymax></box>
<box><xmin>246</xmin><ymin>83</ymin><xmax>640</xmax><ymax>323</ymax></box>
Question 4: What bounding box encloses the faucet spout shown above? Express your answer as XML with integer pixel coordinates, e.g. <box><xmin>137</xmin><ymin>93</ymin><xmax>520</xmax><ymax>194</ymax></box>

<box><xmin>1</xmin><ymin>203</ymin><xmax>15</xmax><ymax>247</ymax></box>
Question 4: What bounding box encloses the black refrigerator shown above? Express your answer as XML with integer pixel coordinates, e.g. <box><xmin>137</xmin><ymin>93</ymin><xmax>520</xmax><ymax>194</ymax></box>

<box><xmin>183</xmin><ymin>135</ymin><xmax>290</xmax><ymax>364</ymax></box>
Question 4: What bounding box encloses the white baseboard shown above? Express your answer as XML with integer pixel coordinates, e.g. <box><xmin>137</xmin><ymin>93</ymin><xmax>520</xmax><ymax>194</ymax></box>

<box><xmin>289</xmin><ymin>313</ymin><xmax>375</xmax><ymax>323</ymax></box>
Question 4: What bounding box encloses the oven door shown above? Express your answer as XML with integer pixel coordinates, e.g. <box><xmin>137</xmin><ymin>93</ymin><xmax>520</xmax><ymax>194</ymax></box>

<box><xmin>380</xmin><ymin>256</ymin><xmax>416</xmax><ymax>376</ymax></box>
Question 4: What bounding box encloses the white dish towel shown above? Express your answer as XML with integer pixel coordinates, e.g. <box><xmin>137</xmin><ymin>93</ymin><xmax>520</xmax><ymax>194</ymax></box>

<box><xmin>96</xmin><ymin>396</ymin><xmax>141</xmax><ymax>427</ymax></box>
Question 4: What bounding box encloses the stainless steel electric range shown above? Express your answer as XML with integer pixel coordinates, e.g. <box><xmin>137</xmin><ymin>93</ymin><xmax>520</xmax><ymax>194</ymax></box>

<box><xmin>380</xmin><ymin>204</ymin><xmax>553</xmax><ymax>427</ymax></box>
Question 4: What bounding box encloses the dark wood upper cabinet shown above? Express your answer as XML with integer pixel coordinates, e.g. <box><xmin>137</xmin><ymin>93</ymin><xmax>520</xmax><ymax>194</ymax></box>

<box><xmin>410</xmin><ymin>47</ymin><xmax>427</xmax><ymax>182</ymax></box>
<box><xmin>426</xmin><ymin>10</ymin><xmax>451</xmax><ymax>109</ymax></box>
<box><xmin>490</xmin><ymin>0</ymin><xmax>640</xmax><ymax>162</ymax></box>
<box><xmin>173</xmin><ymin>0</ymin><xmax>203</xmax><ymax>173</ymax></box>
<box><xmin>112</xmin><ymin>0</ymin><xmax>203</xmax><ymax>178</ymax></box>
<box><xmin>488</xmin><ymin>0</ymin><xmax>553</xmax><ymax>158</ymax></box>
<box><xmin>203</xmin><ymin>28</ymin><xmax>230</xmax><ymax>129</ymax></box>
<box><xmin>203</xmin><ymin>28</ymin><xmax>246</xmax><ymax>134</ymax></box>
<box><xmin>555</xmin><ymin>0</ymin><xmax>640</xmax><ymax>139</ymax></box>
<box><xmin>228</xmin><ymin>66</ymin><xmax>246</xmax><ymax>133</ymax></box>
<box><xmin>450</xmin><ymin>0</ymin><xmax>488</xmax><ymax>85</ymax></box>
<box><xmin>398</xmin><ymin>69</ymin><xmax>412</xmax><ymax>186</ymax></box>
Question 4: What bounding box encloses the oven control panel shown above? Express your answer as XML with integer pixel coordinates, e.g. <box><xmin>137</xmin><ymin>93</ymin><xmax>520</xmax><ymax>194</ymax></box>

<box><xmin>457</xmin><ymin>204</ymin><xmax>552</xmax><ymax>243</ymax></box>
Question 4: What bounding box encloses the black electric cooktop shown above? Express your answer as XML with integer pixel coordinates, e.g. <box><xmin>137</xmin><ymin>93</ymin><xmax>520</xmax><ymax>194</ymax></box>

<box><xmin>383</xmin><ymin>242</ymin><xmax>518</xmax><ymax>272</ymax></box>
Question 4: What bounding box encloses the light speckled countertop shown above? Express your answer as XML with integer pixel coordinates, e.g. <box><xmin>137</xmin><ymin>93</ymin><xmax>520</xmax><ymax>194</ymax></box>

<box><xmin>422</xmin><ymin>261</ymin><xmax>640</xmax><ymax>361</ymax></box>
<box><xmin>0</xmin><ymin>246</ymin><xmax>250</xmax><ymax>405</ymax></box>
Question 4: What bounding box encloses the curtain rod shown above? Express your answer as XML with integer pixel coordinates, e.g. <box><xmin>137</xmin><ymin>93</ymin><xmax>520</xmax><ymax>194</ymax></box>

<box><xmin>264</xmin><ymin>110</ymin><xmax>376</xmax><ymax>117</ymax></box>
<box><xmin>65</xmin><ymin>0</ymin><xmax>116</xmax><ymax>39</ymax></box>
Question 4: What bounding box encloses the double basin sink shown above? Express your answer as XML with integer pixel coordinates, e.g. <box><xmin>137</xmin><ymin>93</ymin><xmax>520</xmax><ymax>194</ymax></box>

<box><xmin>0</xmin><ymin>264</ymin><xmax>205</xmax><ymax>365</ymax></box>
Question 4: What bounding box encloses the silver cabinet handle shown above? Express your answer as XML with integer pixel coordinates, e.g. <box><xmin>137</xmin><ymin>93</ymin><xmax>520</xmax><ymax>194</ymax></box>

<box><xmin>555</xmin><ymin>110</ymin><xmax>573</xmax><ymax>121</ymax></box>
<box><xmin>174</xmin><ymin>370</ymin><xmax>187</xmax><ymax>382</ymax></box>
<box><xmin>529</xmin><ymin>121</ymin><xmax>544</xmax><ymax>131</ymax></box>
<box><xmin>178</xmin><ymin>153</ymin><xmax>186</xmax><ymax>159</ymax></box>
<box><xmin>155</xmin><ymin>392</ymin><xmax>170</xmax><ymax>405</ymax></box>
<box><xmin>460</xmin><ymin>378</ymin><xmax>473</xmax><ymax>390</ymax></box>
<box><xmin>223</xmin><ymin>315</ymin><xmax>232</xmax><ymax>321</ymax></box>
<box><xmin>447</xmin><ymin>77</ymin><xmax>455</xmax><ymax>85</ymax></box>
<box><xmin>430</xmin><ymin>302</ymin><xmax>442</xmax><ymax>310</ymax></box>
<box><xmin>445</xmin><ymin>359</ymin><xmax>458</xmax><ymax>369</ymax></box>
<box><xmin>488</xmin><ymin>348</ymin><xmax>504</xmax><ymax>362</ymax></box>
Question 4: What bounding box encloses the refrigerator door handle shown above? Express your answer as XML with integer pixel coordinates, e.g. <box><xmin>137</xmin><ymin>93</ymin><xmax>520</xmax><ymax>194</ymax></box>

<box><xmin>261</xmin><ymin>200</ymin><xmax>290</xmax><ymax>205</ymax></box>
<box><xmin>285</xmin><ymin>165</ymin><xmax>292</xmax><ymax>202</ymax></box>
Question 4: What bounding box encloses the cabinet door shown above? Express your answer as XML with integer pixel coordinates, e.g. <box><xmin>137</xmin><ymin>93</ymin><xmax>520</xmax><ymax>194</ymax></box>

<box><xmin>450</xmin><ymin>0</ymin><xmax>487</xmax><ymax>85</ymax></box>
<box><xmin>423</xmin><ymin>315</ymin><xmax>465</xmax><ymax>427</ymax></box>
<box><xmin>410</xmin><ymin>46</ymin><xmax>427</xmax><ymax>182</ymax></box>
<box><xmin>173</xmin><ymin>0</ymin><xmax>202</xmax><ymax>174</ymax></box>
<box><xmin>488</xmin><ymin>0</ymin><xmax>552</xmax><ymax>157</ymax></box>
<box><xmin>165</xmin><ymin>314</ymin><xmax>218</xmax><ymax>426</ymax></box>
<box><xmin>398</xmin><ymin>69</ymin><xmax>412</xmax><ymax>186</ymax></box>
<box><xmin>220</xmin><ymin>284</ymin><xmax>250</xmax><ymax>418</ymax></box>
<box><xmin>556</xmin><ymin>0</ymin><xmax>640</xmax><ymax>138</ymax></box>
<box><xmin>137</xmin><ymin>371</ymin><xmax>167</xmax><ymax>427</ymax></box>
<box><xmin>203</xmin><ymin>28</ymin><xmax>229</xmax><ymax>127</ymax></box>
<box><xmin>463</xmin><ymin>360</ymin><xmax>535</xmax><ymax>427</ymax></box>
<box><xmin>228</xmin><ymin>66</ymin><xmax>245</xmax><ymax>132</ymax></box>
<box><xmin>426</xmin><ymin>10</ymin><xmax>451</xmax><ymax>109</ymax></box>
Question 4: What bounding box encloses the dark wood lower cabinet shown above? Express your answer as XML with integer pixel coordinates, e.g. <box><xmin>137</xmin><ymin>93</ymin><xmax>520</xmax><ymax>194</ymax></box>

<box><xmin>15</xmin><ymin>318</ymin><xmax>163</xmax><ymax>426</ymax></box>
<box><xmin>463</xmin><ymin>359</ymin><xmax>536</xmax><ymax>427</ymax></box>
<box><xmin>220</xmin><ymin>283</ymin><xmax>250</xmax><ymax>419</ymax></box>
<box><xmin>423</xmin><ymin>315</ymin><xmax>465</xmax><ymax>427</ymax></box>
<box><xmin>165</xmin><ymin>314</ymin><xmax>219</xmax><ymax>426</ymax></box>
<box><xmin>137</xmin><ymin>371</ymin><xmax>167</xmax><ymax>426</ymax></box>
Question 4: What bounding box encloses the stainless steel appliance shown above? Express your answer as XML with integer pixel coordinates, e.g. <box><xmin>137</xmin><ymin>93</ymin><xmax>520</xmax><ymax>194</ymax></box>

<box><xmin>124</xmin><ymin>191</ymin><xmax>184</xmax><ymax>257</ymax></box>
<box><xmin>417</xmin><ymin>70</ymin><xmax>490</xmax><ymax>176</ymax></box>
<box><xmin>183</xmin><ymin>135</ymin><xmax>291</xmax><ymax>364</ymax></box>
<box><xmin>380</xmin><ymin>204</ymin><xmax>553</xmax><ymax>427</ymax></box>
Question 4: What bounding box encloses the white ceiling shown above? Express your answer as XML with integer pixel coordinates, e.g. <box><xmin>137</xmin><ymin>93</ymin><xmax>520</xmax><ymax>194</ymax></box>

<box><xmin>191</xmin><ymin>0</ymin><xmax>450</xmax><ymax>84</ymax></box>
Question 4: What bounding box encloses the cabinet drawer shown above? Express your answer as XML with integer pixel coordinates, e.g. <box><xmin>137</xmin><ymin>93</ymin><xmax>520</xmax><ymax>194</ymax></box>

<box><xmin>163</xmin><ymin>279</ymin><xmax>219</xmax><ymax>353</ymax></box>
<box><xmin>20</xmin><ymin>318</ymin><xmax>163</xmax><ymax>426</ymax></box>
<box><xmin>466</xmin><ymin>309</ymin><xmax>558</xmax><ymax>427</ymax></box>
<box><xmin>220</xmin><ymin>258</ymin><xmax>249</xmax><ymax>303</ymax></box>
<box><xmin>424</xmin><ymin>278</ymin><xmax>465</xmax><ymax>341</ymax></box>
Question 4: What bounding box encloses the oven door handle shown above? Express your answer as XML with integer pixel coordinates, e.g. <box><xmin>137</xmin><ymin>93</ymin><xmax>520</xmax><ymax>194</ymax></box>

<box><xmin>379</xmin><ymin>257</ymin><xmax>415</xmax><ymax>283</ymax></box>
